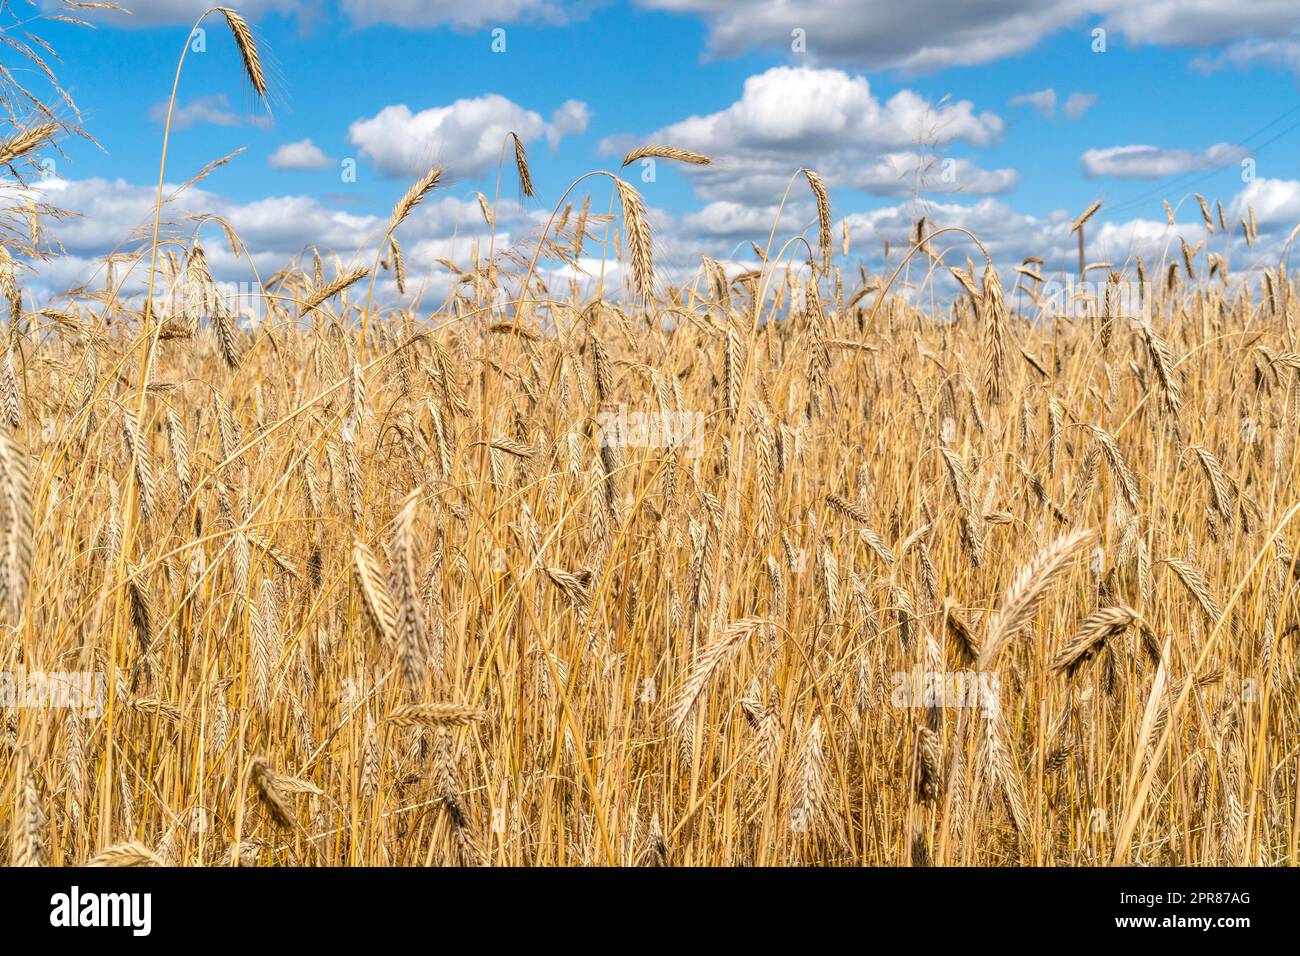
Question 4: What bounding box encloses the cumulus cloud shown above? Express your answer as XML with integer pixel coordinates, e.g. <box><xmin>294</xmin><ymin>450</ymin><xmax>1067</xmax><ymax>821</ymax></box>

<box><xmin>1081</xmin><ymin>142</ymin><xmax>1250</xmax><ymax>178</ymax></box>
<box><xmin>631</xmin><ymin>1</ymin><xmax>1300</xmax><ymax>75</ymax></box>
<box><xmin>49</xmin><ymin>0</ymin><xmax>301</xmax><ymax>25</ymax></box>
<box><xmin>33</xmin><ymin>175</ymin><xmax>375</xmax><ymax>265</ymax></box>
<box><xmin>26</xmin><ymin>169</ymin><xmax>1300</xmax><ymax>310</ymax></box>
<box><xmin>347</xmin><ymin>94</ymin><xmax>589</xmax><ymax>179</ymax></box>
<box><xmin>61</xmin><ymin>0</ymin><xmax>1300</xmax><ymax>81</ymax></box>
<box><xmin>668</xmin><ymin>185</ymin><xmax>1285</xmax><ymax>292</ymax></box>
<box><xmin>268</xmin><ymin>138</ymin><xmax>334</xmax><ymax>170</ymax></box>
<box><xmin>1010</xmin><ymin>89</ymin><xmax>1057</xmax><ymax>118</ymax></box>
<box><xmin>836</xmin><ymin>153</ymin><xmax>1016</xmax><ymax>197</ymax></box>
<box><xmin>1228</xmin><ymin>176</ymin><xmax>1300</xmax><ymax>228</ymax></box>
<box><xmin>58</xmin><ymin>0</ymin><xmax>580</xmax><ymax>30</ymax></box>
<box><xmin>1062</xmin><ymin>92</ymin><xmax>1097</xmax><ymax>119</ymax></box>
<box><xmin>635</xmin><ymin>0</ymin><xmax>1094</xmax><ymax>72</ymax></box>
<box><xmin>843</xmin><ymin>198</ymin><xmax>1066</xmax><ymax>273</ymax></box>
<box><xmin>340</xmin><ymin>0</ymin><xmax>571</xmax><ymax>29</ymax></box>
<box><xmin>149</xmin><ymin>94</ymin><xmax>272</xmax><ymax>131</ymax></box>
<box><xmin>601</xmin><ymin>66</ymin><xmax>1012</xmax><ymax>205</ymax></box>
<box><xmin>839</xmin><ymin>196</ymin><xmax>1225</xmax><ymax>304</ymax></box>
<box><xmin>1010</xmin><ymin>89</ymin><xmax>1095</xmax><ymax>120</ymax></box>
<box><xmin>638</xmin><ymin>67</ymin><xmax>1003</xmax><ymax>154</ymax></box>
<box><xmin>23</xmin><ymin>174</ymin><xmax>545</xmax><ymax>305</ymax></box>
<box><xmin>677</xmin><ymin>200</ymin><xmax>803</xmax><ymax>244</ymax></box>
<box><xmin>1100</xmin><ymin>1</ymin><xmax>1300</xmax><ymax>48</ymax></box>
<box><xmin>1130</xmin><ymin>2</ymin><xmax>1300</xmax><ymax>77</ymax></box>
<box><xmin>1192</xmin><ymin>37</ymin><xmax>1300</xmax><ymax>75</ymax></box>
<box><xmin>546</xmin><ymin>99</ymin><xmax>591</xmax><ymax>148</ymax></box>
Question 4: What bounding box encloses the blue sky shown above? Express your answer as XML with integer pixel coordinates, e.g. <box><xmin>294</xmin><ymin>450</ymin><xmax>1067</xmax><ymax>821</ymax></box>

<box><xmin>18</xmin><ymin>0</ymin><xmax>1300</xmax><ymax>300</ymax></box>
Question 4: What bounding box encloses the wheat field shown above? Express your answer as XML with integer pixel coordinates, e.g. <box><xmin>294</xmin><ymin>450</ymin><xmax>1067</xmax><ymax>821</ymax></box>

<box><xmin>1</xmin><ymin>7</ymin><xmax>1298</xmax><ymax>869</ymax></box>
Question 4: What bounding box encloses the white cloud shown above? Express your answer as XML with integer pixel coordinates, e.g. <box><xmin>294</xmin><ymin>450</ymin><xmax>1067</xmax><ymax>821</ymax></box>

<box><xmin>268</xmin><ymin>138</ymin><xmax>335</xmax><ymax>170</ymax></box>
<box><xmin>23</xmin><ymin>174</ymin><xmax>544</xmax><ymax>305</ymax></box>
<box><xmin>347</xmin><ymin>94</ymin><xmax>588</xmax><ymax>179</ymax></box>
<box><xmin>1228</xmin><ymin>176</ymin><xmax>1300</xmax><ymax>228</ymax></box>
<box><xmin>839</xmin><ymin>197</ymin><xmax>1223</xmax><ymax>299</ymax></box>
<box><xmin>1010</xmin><ymin>89</ymin><xmax>1057</xmax><ymax>118</ymax></box>
<box><xmin>678</xmin><ymin>200</ymin><xmax>803</xmax><ymax>244</ymax></box>
<box><xmin>1081</xmin><ymin>142</ymin><xmax>1250</xmax><ymax>178</ymax></box>
<box><xmin>636</xmin><ymin>0</ymin><xmax>1097</xmax><ymax>72</ymax></box>
<box><xmin>339</xmin><ymin>0</ymin><xmax>569</xmax><ymax>29</ymax></box>
<box><xmin>150</xmin><ymin>94</ymin><xmax>272</xmax><ymax>131</ymax></box>
<box><xmin>55</xmin><ymin>0</ymin><xmax>301</xmax><ymax>25</ymax></box>
<box><xmin>843</xmin><ymin>198</ymin><xmax>1062</xmax><ymax>273</ymax></box>
<box><xmin>633</xmin><ymin>1</ymin><xmax>1300</xmax><ymax>74</ymax></box>
<box><xmin>837</xmin><ymin>152</ymin><xmax>1017</xmax><ymax>197</ymax></box>
<box><xmin>1010</xmin><ymin>89</ymin><xmax>1095</xmax><ymax>120</ymax></box>
<box><xmin>1192</xmin><ymin>37</ymin><xmax>1300</xmax><ymax>74</ymax></box>
<box><xmin>660</xmin><ymin>184</ymin><xmax>1277</xmax><ymax>290</ymax></box>
<box><xmin>1099</xmin><ymin>1</ymin><xmax>1300</xmax><ymax>48</ymax></box>
<box><xmin>547</xmin><ymin>100</ymin><xmax>591</xmax><ymax>149</ymax></box>
<box><xmin>1062</xmin><ymin>92</ymin><xmax>1097</xmax><ymax>119</ymax></box>
<box><xmin>61</xmin><ymin>0</ymin><xmax>1300</xmax><ymax>80</ymax></box>
<box><xmin>55</xmin><ymin>0</ymin><xmax>577</xmax><ymax>30</ymax></box>
<box><xmin>602</xmin><ymin>66</ymin><xmax>1012</xmax><ymax>205</ymax></box>
<box><xmin>33</xmin><ymin>175</ymin><xmax>375</xmax><ymax>263</ymax></box>
<box><xmin>26</xmin><ymin>170</ymin><xmax>1300</xmax><ymax>311</ymax></box>
<box><xmin>638</xmin><ymin>68</ymin><xmax>1003</xmax><ymax>154</ymax></box>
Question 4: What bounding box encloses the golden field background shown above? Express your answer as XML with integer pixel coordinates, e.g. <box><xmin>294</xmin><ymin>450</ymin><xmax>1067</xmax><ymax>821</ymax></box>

<box><xmin>0</xmin><ymin>6</ymin><xmax>1298</xmax><ymax>868</ymax></box>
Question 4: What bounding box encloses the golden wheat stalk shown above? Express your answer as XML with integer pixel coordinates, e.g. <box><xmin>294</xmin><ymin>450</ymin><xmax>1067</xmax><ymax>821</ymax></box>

<box><xmin>299</xmin><ymin>266</ymin><xmax>369</xmax><ymax>316</ymax></box>
<box><xmin>1052</xmin><ymin>605</ymin><xmax>1136</xmax><ymax>675</ymax></box>
<box><xmin>389</xmin><ymin>488</ymin><xmax>428</xmax><ymax>689</ymax></box>
<box><xmin>390</xmin><ymin>166</ymin><xmax>443</xmax><ymax>234</ymax></box>
<box><xmin>216</xmin><ymin>8</ymin><xmax>267</xmax><ymax>99</ymax></box>
<box><xmin>614</xmin><ymin>178</ymin><xmax>654</xmax><ymax>298</ymax></box>
<box><xmin>352</xmin><ymin>539</ymin><xmax>397</xmax><ymax>644</ymax></box>
<box><xmin>247</xmin><ymin>756</ymin><xmax>296</xmax><ymax>830</ymax></box>
<box><xmin>803</xmin><ymin>168</ymin><xmax>832</xmax><ymax>272</ymax></box>
<box><xmin>0</xmin><ymin>122</ymin><xmax>59</xmax><ymax>168</ymax></box>
<box><xmin>87</xmin><ymin>841</ymin><xmax>165</xmax><ymax>867</ymax></box>
<box><xmin>388</xmin><ymin>703</ymin><xmax>486</xmax><ymax>727</ymax></box>
<box><xmin>670</xmin><ymin>618</ymin><xmax>770</xmax><ymax>732</ymax></box>
<box><xmin>0</xmin><ymin>431</ymin><xmax>33</xmax><ymax>624</ymax></box>
<box><xmin>621</xmin><ymin>145</ymin><xmax>712</xmax><ymax>168</ymax></box>
<box><xmin>979</xmin><ymin>528</ymin><xmax>1095</xmax><ymax>670</ymax></box>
